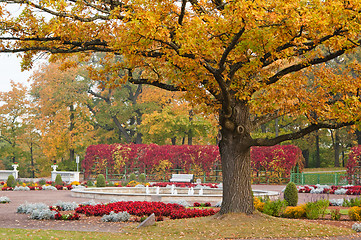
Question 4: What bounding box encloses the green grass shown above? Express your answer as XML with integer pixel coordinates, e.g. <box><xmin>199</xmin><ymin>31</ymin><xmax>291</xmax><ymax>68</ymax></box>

<box><xmin>303</xmin><ymin>167</ymin><xmax>346</xmax><ymax>173</ymax></box>
<box><xmin>325</xmin><ymin>208</ymin><xmax>349</xmax><ymax>215</ymax></box>
<box><xmin>0</xmin><ymin>213</ymin><xmax>355</xmax><ymax>239</ymax></box>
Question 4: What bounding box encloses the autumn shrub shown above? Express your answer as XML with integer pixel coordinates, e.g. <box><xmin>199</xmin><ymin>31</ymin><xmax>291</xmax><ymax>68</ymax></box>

<box><xmin>253</xmin><ymin>197</ymin><xmax>265</xmax><ymax>212</ymax></box>
<box><xmin>348</xmin><ymin>206</ymin><xmax>361</xmax><ymax>221</ymax></box>
<box><xmin>129</xmin><ymin>173</ymin><xmax>137</xmax><ymax>182</ymax></box>
<box><xmin>138</xmin><ymin>173</ymin><xmax>146</xmax><ymax>183</ymax></box>
<box><xmin>71</xmin><ymin>181</ymin><xmax>80</xmax><ymax>186</ymax></box>
<box><xmin>126</xmin><ymin>180</ymin><xmax>141</xmax><ymax>187</ymax></box>
<box><xmin>96</xmin><ymin>174</ymin><xmax>106</xmax><ymax>187</ymax></box>
<box><xmin>346</xmin><ymin>146</ymin><xmax>361</xmax><ymax>184</ymax></box>
<box><xmin>282</xmin><ymin>204</ymin><xmax>306</xmax><ymax>219</ymax></box>
<box><xmin>284</xmin><ymin>182</ymin><xmax>298</xmax><ymax>206</ymax></box>
<box><xmin>83</xmin><ymin>144</ymin><xmax>303</xmax><ymax>182</ymax></box>
<box><xmin>55</xmin><ymin>174</ymin><xmax>63</xmax><ymax>186</ymax></box>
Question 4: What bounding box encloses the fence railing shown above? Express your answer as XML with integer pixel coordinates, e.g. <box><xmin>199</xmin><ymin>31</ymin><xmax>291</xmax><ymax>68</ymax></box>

<box><xmin>290</xmin><ymin>172</ymin><xmax>348</xmax><ymax>186</ymax></box>
<box><xmin>90</xmin><ymin>167</ymin><xmax>290</xmax><ymax>184</ymax></box>
<box><xmin>89</xmin><ymin>167</ymin><xmax>223</xmax><ymax>183</ymax></box>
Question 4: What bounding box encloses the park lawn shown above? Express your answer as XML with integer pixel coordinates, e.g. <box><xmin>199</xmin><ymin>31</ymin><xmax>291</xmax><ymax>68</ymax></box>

<box><xmin>325</xmin><ymin>208</ymin><xmax>349</xmax><ymax>215</ymax></box>
<box><xmin>303</xmin><ymin>167</ymin><xmax>346</xmax><ymax>173</ymax></box>
<box><xmin>0</xmin><ymin>212</ymin><xmax>355</xmax><ymax>239</ymax></box>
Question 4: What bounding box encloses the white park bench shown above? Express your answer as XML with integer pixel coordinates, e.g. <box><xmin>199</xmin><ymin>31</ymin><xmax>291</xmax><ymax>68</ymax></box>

<box><xmin>169</xmin><ymin>174</ymin><xmax>194</xmax><ymax>183</ymax></box>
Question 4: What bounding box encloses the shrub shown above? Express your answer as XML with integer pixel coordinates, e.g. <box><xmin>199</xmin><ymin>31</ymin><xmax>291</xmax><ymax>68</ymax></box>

<box><xmin>30</xmin><ymin>209</ymin><xmax>56</xmax><ymax>220</ymax></box>
<box><xmin>0</xmin><ymin>196</ymin><xmax>10</xmax><ymax>203</ymax></box>
<box><xmin>42</xmin><ymin>185</ymin><xmax>57</xmax><ymax>191</ymax></box>
<box><xmin>253</xmin><ymin>197</ymin><xmax>265</xmax><ymax>212</ymax></box>
<box><xmin>38</xmin><ymin>179</ymin><xmax>46</xmax><ymax>186</ymax></box>
<box><xmin>96</xmin><ymin>174</ymin><xmax>106</xmax><ymax>187</ymax></box>
<box><xmin>343</xmin><ymin>197</ymin><xmax>361</xmax><ymax>207</ymax></box>
<box><xmin>55</xmin><ymin>174</ymin><xmax>63</xmax><ymax>186</ymax></box>
<box><xmin>101</xmin><ymin>211</ymin><xmax>130</xmax><ymax>222</ymax></box>
<box><xmin>71</xmin><ymin>181</ymin><xmax>80</xmax><ymax>186</ymax></box>
<box><xmin>349</xmin><ymin>206</ymin><xmax>361</xmax><ymax>221</ymax></box>
<box><xmin>284</xmin><ymin>182</ymin><xmax>298</xmax><ymax>206</ymax></box>
<box><xmin>138</xmin><ymin>173</ymin><xmax>146</xmax><ymax>183</ymax></box>
<box><xmin>129</xmin><ymin>173</ymin><xmax>137</xmax><ymax>182</ymax></box>
<box><xmin>126</xmin><ymin>180</ymin><xmax>140</xmax><ymax>187</ymax></box>
<box><xmin>305</xmin><ymin>199</ymin><xmax>329</xmax><ymax>220</ymax></box>
<box><xmin>86</xmin><ymin>180</ymin><xmax>94</xmax><ymax>187</ymax></box>
<box><xmin>330</xmin><ymin>209</ymin><xmax>341</xmax><ymax>220</ymax></box>
<box><xmin>54</xmin><ymin>201</ymin><xmax>79</xmax><ymax>211</ymax></box>
<box><xmin>14</xmin><ymin>186</ymin><xmax>30</xmax><ymax>191</ymax></box>
<box><xmin>17</xmin><ymin>203</ymin><xmax>48</xmax><ymax>214</ymax></box>
<box><xmin>282</xmin><ymin>204</ymin><xmax>306</xmax><ymax>219</ymax></box>
<box><xmin>6</xmin><ymin>175</ymin><xmax>16</xmax><ymax>188</ymax></box>
<box><xmin>352</xmin><ymin>223</ymin><xmax>361</xmax><ymax>232</ymax></box>
<box><xmin>263</xmin><ymin>200</ymin><xmax>287</xmax><ymax>217</ymax></box>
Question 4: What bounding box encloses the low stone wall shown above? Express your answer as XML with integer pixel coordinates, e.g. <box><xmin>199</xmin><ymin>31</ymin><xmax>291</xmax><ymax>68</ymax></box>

<box><xmin>0</xmin><ymin>170</ymin><xmax>18</xmax><ymax>181</ymax></box>
<box><xmin>52</xmin><ymin>171</ymin><xmax>80</xmax><ymax>183</ymax></box>
<box><xmin>71</xmin><ymin>187</ymin><xmax>279</xmax><ymax>205</ymax></box>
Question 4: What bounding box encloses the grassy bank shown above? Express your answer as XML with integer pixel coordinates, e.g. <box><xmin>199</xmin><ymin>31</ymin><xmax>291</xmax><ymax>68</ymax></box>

<box><xmin>0</xmin><ymin>213</ymin><xmax>355</xmax><ymax>239</ymax></box>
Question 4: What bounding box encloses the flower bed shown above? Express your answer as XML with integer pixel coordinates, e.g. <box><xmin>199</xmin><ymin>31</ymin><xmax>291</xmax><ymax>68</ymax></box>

<box><xmin>75</xmin><ymin>201</ymin><xmax>218</xmax><ymax>220</ymax></box>
<box><xmin>297</xmin><ymin>184</ymin><xmax>361</xmax><ymax>195</ymax></box>
<box><xmin>150</xmin><ymin>182</ymin><xmax>219</xmax><ymax>188</ymax></box>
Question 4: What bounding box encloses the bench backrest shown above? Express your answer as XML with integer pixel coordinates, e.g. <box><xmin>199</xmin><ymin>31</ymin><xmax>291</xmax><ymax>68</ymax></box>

<box><xmin>171</xmin><ymin>174</ymin><xmax>193</xmax><ymax>179</ymax></box>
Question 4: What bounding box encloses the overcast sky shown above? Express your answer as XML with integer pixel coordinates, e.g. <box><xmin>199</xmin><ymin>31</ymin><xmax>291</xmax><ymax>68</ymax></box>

<box><xmin>0</xmin><ymin>54</ymin><xmax>34</xmax><ymax>92</ymax></box>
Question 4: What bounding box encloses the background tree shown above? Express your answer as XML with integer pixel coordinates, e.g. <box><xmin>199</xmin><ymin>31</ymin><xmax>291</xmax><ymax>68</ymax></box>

<box><xmin>0</xmin><ymin>0</ymin><xmax>361</xmax><ymax>215</ymax></box>
<box><xmin>30</xmin><ymin>61</ymin><xmax>96</xmax><ymax>170</ymax></box>
<box><xmin>0</xmin><ymin>81</ymin><xmax>32</xmax><ymax>176</ymax></box>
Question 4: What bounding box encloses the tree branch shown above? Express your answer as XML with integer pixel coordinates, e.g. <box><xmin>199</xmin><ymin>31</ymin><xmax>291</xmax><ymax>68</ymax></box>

<box><xmin>218</xmin><ymin>26</ymin><xmax>245</xmax><ymax>72</ymax></box>
<box><xmin>1</xmin><ymin>0</ymin><xmax>111</xmax><ymax>22</ymax></box>
<box><xmin>178</xmin><ymin>0</ymin><xmax>187</xmax><ymax>25</ymax></box>
<box><xmin>251</xmin><ymin>121</ymin><xmax>354</xmax><ymax>146</ymax></box>
<box><xmin>265</xmin><ymin>47</ymin><xmax>351</xmax><ymax>86</ymax></box>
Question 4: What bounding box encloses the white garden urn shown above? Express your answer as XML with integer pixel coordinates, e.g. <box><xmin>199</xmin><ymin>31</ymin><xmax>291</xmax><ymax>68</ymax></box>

<box><xmin>51</xmin><ymin>165</ymin><xmax>58</xmax><ymax>171</ymax></box>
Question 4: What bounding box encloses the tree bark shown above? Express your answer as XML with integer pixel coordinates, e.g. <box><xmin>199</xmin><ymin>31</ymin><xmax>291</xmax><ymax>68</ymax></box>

<box><xmin>218</xmin><ymin>101</ymin><xmax>254</xmax><ymax>214</ymax></box>
<box><xmin>356</xmin><ymin>129</ymin><xmax>361</xmax><ymax>145</ymax></box>
<box><xmin>302</xmin><ymin>149</ymin><xmax>309</xmax><ymax>168</ymax></box>
<box><xmin>331</xmin><ymin>129</ymin><xmax>340</xmax><ymax>167</ymax></box>
<box><xmin>315</xmin><ymin>130</ymin><xmax>321</xmax><ymax>168</ymax></box>
<box><xmin>30</xmin><ymin>142</ymin><xmax>35</xmax><ymax>178</ymax></box>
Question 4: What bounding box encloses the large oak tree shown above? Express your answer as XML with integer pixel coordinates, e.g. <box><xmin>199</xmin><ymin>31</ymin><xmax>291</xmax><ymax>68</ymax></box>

<box><xmin>0</xmin><ymin>0</ymin><xmax>361</xmax><ymax>214</ymax></box>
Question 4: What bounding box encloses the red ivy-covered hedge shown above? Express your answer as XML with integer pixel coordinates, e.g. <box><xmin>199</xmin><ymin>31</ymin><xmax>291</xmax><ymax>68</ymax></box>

<box><xmin>83</xmin><ymin>144</ymin><xmax>304</xmax><ymax>179</ymax></box>
<box><xmin>346</xmin><ymin>145</ymin><xmax>361</xmax><ymax>184</ymax></box>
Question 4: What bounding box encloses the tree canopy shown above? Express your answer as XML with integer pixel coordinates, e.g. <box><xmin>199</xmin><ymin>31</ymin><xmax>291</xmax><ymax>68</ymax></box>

<box><xmin>0</xmin><ymin>0</ymin><xmax>361</xmax><ymax>214</ymax></box>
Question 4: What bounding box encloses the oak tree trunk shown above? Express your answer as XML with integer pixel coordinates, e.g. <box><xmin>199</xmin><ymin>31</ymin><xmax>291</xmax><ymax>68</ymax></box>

<box><xmin>218</xmin><ymin>101</ymin><xmax>254</xmax><ymax>214</ymax></box>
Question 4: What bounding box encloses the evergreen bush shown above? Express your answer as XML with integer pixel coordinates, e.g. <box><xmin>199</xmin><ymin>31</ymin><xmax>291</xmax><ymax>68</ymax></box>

<box><xmin>86</xmin><ymin>180</ymin><xmax>94</xmax><ymax>187</ymax></box>
<box><xmin>138</xmin><ymin>173</ymin><xmax>146</xmax><ymax>183</ymax></box>
<box><xmin>284</xmin><ymin>182</ymin><xmax>298</xmax><ymax>206</ymax></box>
<box><xmin>96</xmin><ymin>174</ymin><xmax>106</xmax><ymax>187</ymax></box>
<box><xmin>6</xmin><ymin>175</ymin><xmax>16</xmax><ymax>188</ymax></box>
<box><xmin>129</xmin><ymin>173</ymin><xmax>137</xmax><ymax>182</ymax></box>
<box><xmin>55</xmin><ymin>174</ymin><xmax>63</xmax><ymax>186</ymax></box>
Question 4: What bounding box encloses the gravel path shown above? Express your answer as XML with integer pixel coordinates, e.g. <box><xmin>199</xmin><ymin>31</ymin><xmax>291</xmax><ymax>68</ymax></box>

<box><xmin>0</xmin><ymin>185</ymin><xmax>361</xmax><ymax>239</ymax></box>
